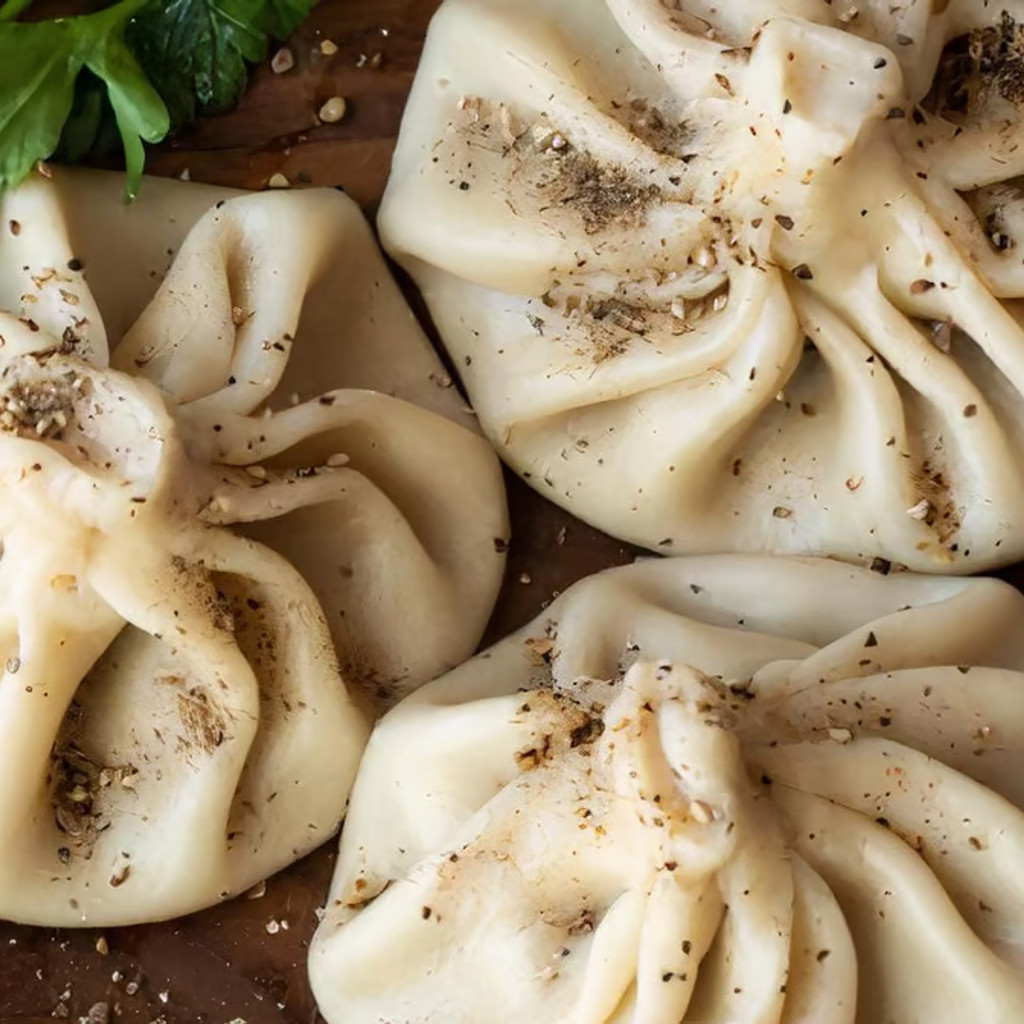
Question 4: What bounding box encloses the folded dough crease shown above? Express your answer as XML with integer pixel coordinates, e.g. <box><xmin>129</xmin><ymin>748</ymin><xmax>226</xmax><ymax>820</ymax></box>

<box><xmin>310</xmin><ymin>555</ymin><xmax>1024</xmax><ymax>1022</ymax></box>
<box><xmin>0</xmin><ymin>168</ymin><xmax>507</xmax><ymax>926</ymax></box>
<box><xmin>381</xmin><ymin>0</ymin><xmax>1024</xmax><ymax>571</ymax></box>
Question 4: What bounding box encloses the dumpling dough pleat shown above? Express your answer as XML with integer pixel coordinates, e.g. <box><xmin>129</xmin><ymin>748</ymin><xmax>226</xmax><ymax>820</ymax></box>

<box><xmin>310</xmin><ymin>555</ymin><xmax>1024</xmax><ymax>1022</ymax></box>
<box><xmin>0</xmin><ymin>166</ymin><xmax>506</xmax><ymax>925</ymax></box>
<box><xmin>380</xmin><ymin>0</ymin><xmax>1024</xmax><ymax>570</ymax></box>
<box><xmin>774</xmin><ymin>788</ymin><xmax>1024</xmax><ymax>1023</ymax></box>
<box><xmin>779</xmin><ymin>857</ymin><xmax>857</xmax><ymax>1024</ymax></box>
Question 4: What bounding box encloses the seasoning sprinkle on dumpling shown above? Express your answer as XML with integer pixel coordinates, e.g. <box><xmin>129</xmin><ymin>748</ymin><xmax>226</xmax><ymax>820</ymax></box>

<box><xmin>0</xmin><ymin>167</ymin><xmax>507</xmax><ymax>927</ymax></box>
<box><xmin>381</xmin><ymin>0</ymin><xmax>1024</xmax><ymax>572</ymax></box>
<box><xmin>310</xmin><ymin>554</ymin><xmax>1024</xmax><ymax>1024</ymax></box>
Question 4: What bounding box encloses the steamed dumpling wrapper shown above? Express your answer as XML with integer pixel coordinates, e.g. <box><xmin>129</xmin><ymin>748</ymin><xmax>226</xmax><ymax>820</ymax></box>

<box><xmin>0</xmin><ymin>168</ymin><xmax>507</xmax><ymax>927</ymax></box>
<box><xmin>310</xmin><ymin>555</ymin><xmax>1024</xmax><ymax>1023</ymax></box>
<box><xmin>380</xmin><ymin>0</ymin><xmax>1024</xmax><ymax>572</ymax></box>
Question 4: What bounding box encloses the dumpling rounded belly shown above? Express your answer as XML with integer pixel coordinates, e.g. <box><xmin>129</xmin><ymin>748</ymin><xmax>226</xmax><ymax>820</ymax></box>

<box><xmin>380</xmin><ymin>0</ymin><xmax>1024</xmax><ymax>572</ymax></box>
<box><xmin>309</xmin><ymin>554</ymin><xmax>1024</xmax><ymax>1022</ymax></box>
<box><xmin>0</xmin><ymin>168</ymin><xmax>507</xmax><ymax>926</ymax></box>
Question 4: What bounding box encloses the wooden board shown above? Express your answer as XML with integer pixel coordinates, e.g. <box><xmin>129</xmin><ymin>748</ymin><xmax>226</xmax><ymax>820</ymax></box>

<box><xmin>0</xmin><ymin>2</ymin><xmax>637</xmax><ymax>1022</ymax></box>
<box><xmin>147</xmin><ymin>0</ymin><xmax>441</xmax><ymax>209</ymax></box>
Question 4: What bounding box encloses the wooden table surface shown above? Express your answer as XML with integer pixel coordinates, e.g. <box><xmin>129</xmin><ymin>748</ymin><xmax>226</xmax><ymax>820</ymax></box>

<box><xmin>0</xmin><ymin>2</ymin><xmax>637</xmax><ymax>1021</ymax></box>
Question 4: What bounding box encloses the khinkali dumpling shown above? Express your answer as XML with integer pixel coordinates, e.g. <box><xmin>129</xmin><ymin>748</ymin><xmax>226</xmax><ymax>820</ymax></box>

<box><xmin>0</xmin><ymin>168</ymin><xmax>506</xmax><ymax>926</ymax></box>
<box><xmin>310</xmin><ymin>555</ymin><xmax>1024</xmax><ymax>1022</ymax></box>
<box><xmin>380</xmin><ymin>0</ymin><xmax>1024</xmax><ymax>572</ymax></box>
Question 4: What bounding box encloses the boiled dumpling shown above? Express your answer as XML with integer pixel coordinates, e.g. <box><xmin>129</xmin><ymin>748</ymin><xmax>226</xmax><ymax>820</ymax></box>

<box><xmin>0</xmin><ymin>168</ymin><xmax>506</xmax><ymax>927</ymax></box>
<box><xmin>310</xmin><ymin>555</ymin><xmax>1024</xmax><ymax>1023</ymax></box>
<box><xmin>380</xmin><ymin>0</ymin><xmax>1024</xmax><ymax>572</ymax></box>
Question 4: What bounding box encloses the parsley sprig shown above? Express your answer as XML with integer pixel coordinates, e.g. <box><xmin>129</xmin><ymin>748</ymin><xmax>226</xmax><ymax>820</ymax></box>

<box><xmin>0</xmin><ymin>0</ymin><xmax>315</xmax><ymax>199</ymax></box>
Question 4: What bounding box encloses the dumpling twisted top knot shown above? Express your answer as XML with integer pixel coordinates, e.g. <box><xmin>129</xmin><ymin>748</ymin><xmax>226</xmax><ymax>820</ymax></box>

<box><xmin>0</xmin><ymin>168</ymin><xmax>507</xmax><ymax>927</ymax></box>
<box><xmin>310</xmin><ymin>555</ymin><xmax>1024</xmax><ymax>1023</ymax></box>
<box><xmin>381</xmin><ymin>0</ymin><xmax>1024</xmax><ymax>572</ymax></box>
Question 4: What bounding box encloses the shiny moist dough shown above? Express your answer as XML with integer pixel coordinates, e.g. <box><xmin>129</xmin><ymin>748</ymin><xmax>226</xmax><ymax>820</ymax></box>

<box><xmin>310</xmin><ymin>555</ymin><xmax>1024</xmax><ymax>1023</ymax></box>
<box><xmin>0</xmin><ymin>168</ymin><xmax>507</xmax><ymax>926</ymax></box>
<box><xmin>380</xmin><ymin>0</ymin><xmax>1024</xmax><ymax>572</ymax></box>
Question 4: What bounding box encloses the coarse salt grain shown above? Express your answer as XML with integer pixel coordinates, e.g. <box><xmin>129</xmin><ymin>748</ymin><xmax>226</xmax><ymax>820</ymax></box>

<box><xmin>906</xmin><ymin>499</ymin><xmax>931</xmax><ymax>521</ymax></box>
<box><xmin>689</xmin><ymin>800</ymin><xmax>715</xmax><ymax>824</ymax></box>
<box><xmin>318</xmin><ymin>97</ymin><xmax>348</xmax><ymax>123</ymax></box>
<box><xmin>271</xmin><ymin>47</ymin><xmax>295</xmax><ymax>74</ymax></box>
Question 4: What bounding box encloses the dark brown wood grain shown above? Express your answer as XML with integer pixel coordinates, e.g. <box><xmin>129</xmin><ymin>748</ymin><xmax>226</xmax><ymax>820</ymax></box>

<box><xmin>146</xmin><ymin>0</ymin><xmax>440</xmax><ymax>208</ymax></box>
<box><xmin>0</xmin><ymin>2</ymin><xmax>636</xmax><ymax>1021</ymax></box>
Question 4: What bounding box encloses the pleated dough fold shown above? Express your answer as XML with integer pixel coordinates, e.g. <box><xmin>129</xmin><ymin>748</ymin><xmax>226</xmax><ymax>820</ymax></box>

<box><xmin>381</xmin><ymin>0</ymin><xmax>1024</xmax><ymax>572</ymax></box>
<box><xmin>310</xmin><ymin>555</ymin><xmax>1024</xmax><ymax>1022</ymax></box>
<box><xmin>0</xmin><ymin>169</ymin><xmax>507</xmax><ymax>926</ymax></box>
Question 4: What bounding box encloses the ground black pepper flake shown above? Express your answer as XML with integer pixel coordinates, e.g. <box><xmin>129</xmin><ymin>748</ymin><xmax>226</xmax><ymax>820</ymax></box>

<box><xmin>774</xmin><ymin>214</ymin><xmax>794</xmax><ymax>230</ymax></box>
<box><xmin>864</xmin><ymin>631</ymin><xmax>878</xmax><ymax>647</ymax></box>
<box><xmin>782</xmin><ymin>98</ymin><xmax>792</xmax><ymax>114</ymax></box>
<box><xmin>791</xmin><ymin>264</ymin><xmax>813</xmax><ymax>280</ymax></box>
<box><xmin>421</xmin><ymin>906</ymin><xmax>432</xmax><ymax>919</ymax></box>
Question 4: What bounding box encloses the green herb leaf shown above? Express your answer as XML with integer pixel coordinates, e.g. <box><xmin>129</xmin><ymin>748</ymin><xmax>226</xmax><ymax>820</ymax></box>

<box><xmin>128</xmin><ymin>0</ymin><xmax>316</xmax><ymax>132</ymax></box>
<box><xmin>89</xmin><ymin>17</ymin><xmax>172</xmax><ymax>200</ymax></box>
<box><xmin>262</xmin><ymin>0</ymin><xmax>312</xmax><ymax>39</ymax></box>
<box><xmin>0</xmin><ymin>0</ymin><xmax>35</xmax><ymax>24</ymax></box>
<box><xmin>0</xmin><ymin>0</ymin><xmax>170</xmax><ymax>197</ymax></box>
<box><xmin>0</xmin><ymin>0</ymin><xmax>316</xmax><ymax>199</ymax></box>
<box><xmin>55</xmin><ymin>73</ymin><xmax>107</xmax><ymax>165</ymax></box>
